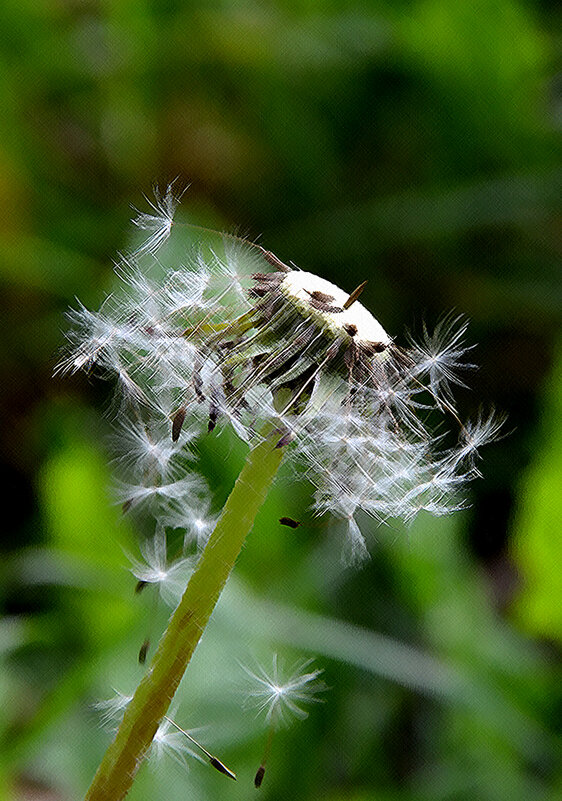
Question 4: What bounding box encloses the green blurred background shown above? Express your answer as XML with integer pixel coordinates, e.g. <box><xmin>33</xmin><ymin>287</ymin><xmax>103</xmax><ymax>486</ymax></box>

<box><xmin>0</xmin><ymin>1</ymin><xmax>561</xmax><ymax>799</ymax></box>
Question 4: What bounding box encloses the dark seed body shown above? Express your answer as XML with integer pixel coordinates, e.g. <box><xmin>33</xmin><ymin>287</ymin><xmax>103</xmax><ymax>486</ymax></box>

<box><xmin>255</xmin><ymin>248</ymin><xmax>291</xmax><ymax>272</ymax></box>
<box><xmin>306</xmin><ymin>289</ymin><xmax>335</xmax><ymax>304</ymax></box>
<box><xmin>171</xmin><ymin>406</ymin><xmax>186</xmax><ymax>441</ymax></box>
<box><xmin>254</xmin><ymin>765</ymin><xmax>266</xmax><ymax>788</ymax></box>
<box><xmin>279</xmin><ymin>517</ymin><xmax>300</xmax><ymax>528</ymax></box>
<box><xmin>275</xmin><ymin>431</ymin><xmax>294</xmax><ymax>448</ymax></box>
<box><xmin>343</xmin><ymin>280</ymin><xmax>368</xmax><ymax>309</ymax></box>
<box><xmin>138</xmin><ymin>639</ymin><xmax>150</xmax><ymax>664</ymax></box>
<box><xmin>209</xmin><ymin>756</ymin><xmax>236</xmax><ymax>781</ymax></box>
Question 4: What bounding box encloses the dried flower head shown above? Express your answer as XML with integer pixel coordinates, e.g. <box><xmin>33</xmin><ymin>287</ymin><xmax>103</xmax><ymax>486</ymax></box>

<box><xmin>59</xmin><ymin>184</ymin><xmax>503</xmax><ymax>563</ymax></box>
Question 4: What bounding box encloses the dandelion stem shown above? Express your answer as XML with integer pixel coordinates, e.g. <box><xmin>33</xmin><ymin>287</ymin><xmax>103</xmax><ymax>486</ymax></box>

<box><xmin>84</xmin><ymin>429</ymin><xmax>284</xmax><ymax>801</ymax></box>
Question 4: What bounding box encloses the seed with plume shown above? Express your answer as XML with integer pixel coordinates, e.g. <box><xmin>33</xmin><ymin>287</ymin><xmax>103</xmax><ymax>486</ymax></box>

<box><xmin>241</xmin><ymin>654</ymin><xmax>326</xmax><ymax>727</ymax></box>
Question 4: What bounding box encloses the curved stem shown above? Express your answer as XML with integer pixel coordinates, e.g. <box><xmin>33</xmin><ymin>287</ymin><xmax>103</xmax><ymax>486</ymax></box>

<box><xmin>85</xmin><ymin>430</ymin><xmax>284</xmax><ymax>801</ymax></box>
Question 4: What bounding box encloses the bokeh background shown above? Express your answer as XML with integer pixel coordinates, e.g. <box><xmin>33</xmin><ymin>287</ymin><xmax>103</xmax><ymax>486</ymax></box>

<box><xmin>0</xmin><ymin>1</ymin><xmax>561</xmax><ymax>800</ymax></box>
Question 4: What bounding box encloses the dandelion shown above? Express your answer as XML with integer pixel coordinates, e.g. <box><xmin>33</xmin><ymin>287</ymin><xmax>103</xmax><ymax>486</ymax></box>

<box><xmin>60</xmin><ymin>184</ymin><xmax>502</xmax><ymax>563</ymax></box>
<box><xmin>240</xmin><ymin>654</ymin><xmax>326</xmax><ymax>786</ymax></box>
<box><xmin>62</xmin><ymin>184</ymin><xmax>503</xmax><ymax>801</ymax></box>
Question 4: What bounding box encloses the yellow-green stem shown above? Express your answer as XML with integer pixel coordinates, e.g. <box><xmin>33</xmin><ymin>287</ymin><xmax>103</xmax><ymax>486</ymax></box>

<box><xmin>85</xmin><ymin>431</ymin><xmax>284</xmax><ymax>801</ymax></box>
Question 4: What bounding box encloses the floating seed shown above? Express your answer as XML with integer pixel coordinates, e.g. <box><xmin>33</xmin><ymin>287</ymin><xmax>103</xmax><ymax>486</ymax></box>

<box><xmin>138</xmin><ymin>639</ymin><xmax>150</xmax><ymax>665</ymax></box>
<box><xmin>254</xmin><ymin>765</ymin><xmax>266</xmax><ymax>788</ymax></box>
<box><xmin>279</xmin><ymin>517</ymin><xmax>300</xmax><ymax>528</ymax></box>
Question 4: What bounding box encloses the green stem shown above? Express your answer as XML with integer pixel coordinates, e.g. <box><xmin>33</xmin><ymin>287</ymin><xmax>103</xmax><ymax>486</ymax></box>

<box><xmin>85</xmin><ymin>431</ymin><xmax>284</xmax><ymax>801</ymax></box>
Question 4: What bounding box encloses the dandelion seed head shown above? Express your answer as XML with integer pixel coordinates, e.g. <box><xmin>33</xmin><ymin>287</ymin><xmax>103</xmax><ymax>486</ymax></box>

<box><xmin>60</xmin><ymin>183</ymin><xmax>504</xmax><ymax>564</ymax></box>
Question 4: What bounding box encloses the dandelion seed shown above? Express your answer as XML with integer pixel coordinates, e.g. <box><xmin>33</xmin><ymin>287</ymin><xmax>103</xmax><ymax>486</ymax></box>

<box><xmin>342</xmin><ymin>279</ymin><xmax>368</xmax><ymax>309</ymax></box>
<box><xmin>241</xmin><ymin>654</ymin><xmax>326</xmax><ymax>726</ymax></box>
<box><xmin>454</xmin><ymin>408</ymin><xmax>507</xmax><ymax>473</ymax></box>
<box><xmin>241</xmin><ymin>654</ymin><xmax>326</xmax><ymax>788</ymax></box>
<box><xmin>110</xmin><ymin>419</ymin><xmax>182</xmax><ymax>480</ymax></box>
<box><xmin>171</xmin><ymin>405</ymin><xmax>187</xmax><ymax>442</ymax></box>
<box><xmin>94</xmin><ymin>693</ymin><xmax>236</xmax><ymax>779</ymax></box>
<box><xmin>131</xmin><ymin>182</ymin><xmax>182</xmax><ymax>256</ymax></box>
<box><xmin>275</xmin><ymin>431</ymin><xmax>295</xmax><ymax>449</ymax></box>
<box><xmin>408</xmin><ymin>314</ymin><xmax>476</xmax><ymax>409</ymax></box>
<box><xmin>254</xmin><ymin>764</ymin><xmax>266</xmax><ymax>788</ymax></box>
<box><xmin>117</xmin><ymin>473</ymin><xmax>209</xmax><ymax>530</ymax></box>
<box><xmin>162</xmin><ymin>717</ymin><xmax>236</xmax><ymax>780</ymax></box>
<box><xmin>127</xmin><ymin>526</ymin><xmax>195</xmax><ymax>608</ymax></box>
<box><xmin>183</xmin><ymin>505</ymin><xmax>217</xmax><ymax>549</ymax></box>
<box><xmin>149</xmin><ymin>716</ymin><xmax>200</xmax><ymax>768</ymax></box>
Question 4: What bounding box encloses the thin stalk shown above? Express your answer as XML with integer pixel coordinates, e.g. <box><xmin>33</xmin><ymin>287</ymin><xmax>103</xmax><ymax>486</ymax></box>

<box><xmin>85</xmin><ymin>429</ymin><xmax>284</xmax><ymax>801</ymax></box>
